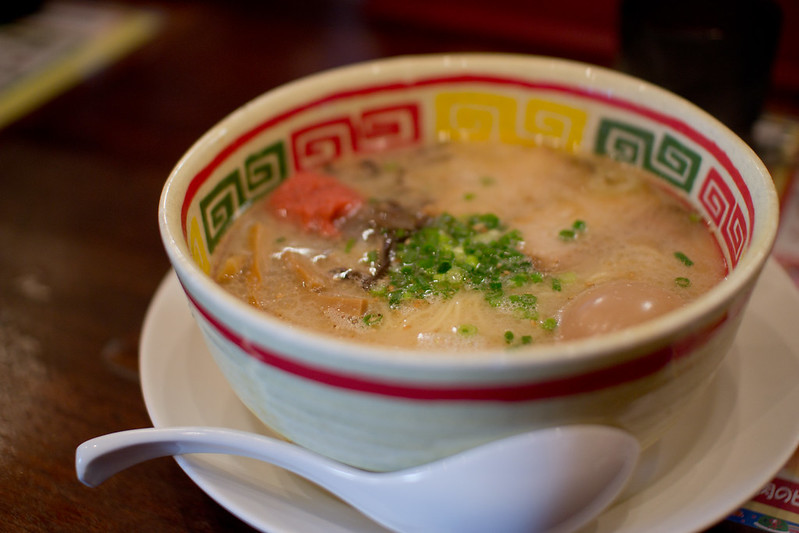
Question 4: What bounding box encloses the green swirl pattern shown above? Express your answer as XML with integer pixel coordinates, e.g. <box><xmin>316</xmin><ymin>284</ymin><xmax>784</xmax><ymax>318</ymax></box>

<box><xmin>595</xmin><ymin>119</ymin><xmax>702</xmax><ymax>193</ymax></box>
<box><xmin>200</xmin><ymin>140</ymin><xmax>287</xmax><ymax>253</ymax></box>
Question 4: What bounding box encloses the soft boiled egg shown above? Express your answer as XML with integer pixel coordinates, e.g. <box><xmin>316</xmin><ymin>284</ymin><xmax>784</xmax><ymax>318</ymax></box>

<box><xmin>558</xmin><ymin>280</ymin><xmax>683</xmax><ymax>341</ymax></box>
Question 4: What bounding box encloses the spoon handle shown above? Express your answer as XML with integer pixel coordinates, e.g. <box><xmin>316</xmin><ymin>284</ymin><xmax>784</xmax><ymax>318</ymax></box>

<box><xmin>75</xmin><ymin>426</ymin><xmax>357</xmax><ymax>488</ymax></box>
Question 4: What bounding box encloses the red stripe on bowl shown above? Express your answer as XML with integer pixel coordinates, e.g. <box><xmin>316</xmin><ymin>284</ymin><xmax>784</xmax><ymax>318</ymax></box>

<box><xmin>185</xmin><ymin>289</ymin><xmax>685</xmax><ymax>402</ymax></box>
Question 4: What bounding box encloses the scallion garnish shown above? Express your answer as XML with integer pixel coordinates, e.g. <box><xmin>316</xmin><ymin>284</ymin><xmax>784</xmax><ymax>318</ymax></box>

<box><xmin>372</xmin><ymin>213</ymin><xmax>552</xmax><ymax>309</ymax></box>
<box><xmin>559</xmin><ymin>229</ymin><xmax>576</xmax><ymax>241</ymax></box>
<box><xmin>363</xmin><ymin>313</ymin><xmax>383</xmax><ymax>326</ymax></box>
<box><xmin>559</xmin><ymin>220</ymin><xmax>587</xmax><ymax>241</ymax></box>
<box><xmin>540</xmin><ymin>317</ymin><xmax>558</xmax><ymax>331</ymax></box>
<box><xmin>674</xmin><ymin>251</ymin><xmax>694</xmax><ymax>266</ymax></box>
<box><xmin>458</xmin><ymin>324</ymin><xmax>478</xmax><ymax>336</ymax></box>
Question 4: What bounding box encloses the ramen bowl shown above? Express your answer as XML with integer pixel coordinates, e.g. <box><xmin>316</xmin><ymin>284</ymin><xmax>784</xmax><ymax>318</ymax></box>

<box><xmin>159</xmin><ymin>54</ymin><xmax>778</xmax><ymax>471</ymax></box>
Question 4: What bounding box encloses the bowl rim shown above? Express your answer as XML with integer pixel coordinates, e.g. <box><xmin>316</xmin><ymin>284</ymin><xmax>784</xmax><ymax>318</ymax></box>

<box><xmin>158</xmin><ymin>52</ymin><xmax>780</xmax><ymax>375</ymax></box>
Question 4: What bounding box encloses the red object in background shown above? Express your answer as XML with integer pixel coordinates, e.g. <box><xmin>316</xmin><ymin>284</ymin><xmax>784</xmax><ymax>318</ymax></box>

<box><xmin>753</xmin><ymin>477</ymin><xmax>799</xmax><ymax>516</ymax></box>
<box><xmin>364</xmin><ymin>0</ymin><xmax>799</xmax><ymax>103</ymax></box>
<box><xmin>364</xmin><ymin>0</ymin><xmax>619</xmax><ymax>64</ymax></box>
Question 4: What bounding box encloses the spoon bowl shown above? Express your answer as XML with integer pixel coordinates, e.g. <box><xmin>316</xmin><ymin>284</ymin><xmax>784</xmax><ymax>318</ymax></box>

<box><xmin>76</xmin><ymin>425</ymin><xmax>639</xmax><ymax>533</ymax></box>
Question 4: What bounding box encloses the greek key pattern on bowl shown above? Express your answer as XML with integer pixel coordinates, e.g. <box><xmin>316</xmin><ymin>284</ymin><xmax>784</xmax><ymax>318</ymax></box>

<box><xmin>183</xmin><ymin>76</ymin><xmax>754</xmax><ymax>275</ymax></box>
<box><xmin>198</xmin><ymin>140</ymin><xmax>287</xmax><ymax>255</ymax></box>
<box><xmin>699</xmin><ymin>168</ymin><xmax>748</xmax><ymax>267</ymax></box>
<box><xmin>595</xmin><ymin>119</ymin><xmax>702</xmax><ymax>193</ymax></box>
<box><xmin>291</xmin><ymin>103</ymin><xmax>420</xmax><ymax>171</ymax></box>
<box><xmin>434</xmin><ymin>91</ymin><xmax>587</xmax><ymax>149</ymax></box>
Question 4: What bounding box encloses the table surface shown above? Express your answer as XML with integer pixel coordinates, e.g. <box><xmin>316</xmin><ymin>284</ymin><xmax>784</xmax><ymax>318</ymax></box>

<box><xmin>0</xmin><ymin>1</ymin><xmax>794</xmax><ymax>531</ymax></box>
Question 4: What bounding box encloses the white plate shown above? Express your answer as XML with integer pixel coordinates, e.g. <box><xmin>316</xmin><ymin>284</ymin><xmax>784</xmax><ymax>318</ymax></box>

<box><xmin>140</xmin><ymin>258</ymin><xmax>799</xmax><ymax>533</ymax></box>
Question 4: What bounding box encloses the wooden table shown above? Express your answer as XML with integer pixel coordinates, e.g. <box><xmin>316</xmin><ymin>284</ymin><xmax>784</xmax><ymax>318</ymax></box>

<box><xmin>0</xmin><ymin>1</ymin><xmax>790</xmax><ymax>531</ymax></box>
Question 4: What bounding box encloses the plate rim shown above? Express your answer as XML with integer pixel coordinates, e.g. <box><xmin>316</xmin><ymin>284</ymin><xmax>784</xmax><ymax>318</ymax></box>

<box><xmin>139</xmin><ymin>257</ymin><xmax>799</xmax><ymax>533</ymax></box>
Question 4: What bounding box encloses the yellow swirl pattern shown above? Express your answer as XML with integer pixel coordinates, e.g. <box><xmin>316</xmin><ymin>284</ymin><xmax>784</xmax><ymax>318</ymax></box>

<box><xmin>434</xmin><ymin>92</ymin><xmax>586</xmax><ymax>149</ymax></box>
<box><xmin>189</xmin><ymin>215</ymin><xmax>211</xmax><ymax>274</ymax></box>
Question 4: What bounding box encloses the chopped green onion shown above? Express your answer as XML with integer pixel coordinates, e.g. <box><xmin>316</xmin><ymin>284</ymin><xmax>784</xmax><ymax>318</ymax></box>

<box><xmin>458</xmin><ymin>324</ymin><xmax>478</xmax><ymax>336</ymax></box>
<box><xmin>374</xmin><ymin>212</ymin><xmax>545</xmax><ymax>307</ymax></box>
<box><xmin>508</xmin><ymin>293</ymin><xmax>538</xmax><ymax>319</ymax></box>
<box><xmin>363</xmin><ymin>313</ymin><xmax>383</xmax><ymax>326</ymax></box>
<box><xmin>559</xmin><ymin>229</ymin><xmax>576</xmax><ymax>241</ymax></box>
<box><xmin>674</xmin><ymin>251</ymin><xmax>694</xmax><ymax>266</ymax></box>
<box><xmin>675</xmin><ymin>277</ymin><xmax>691</xmax><ymax>288</ymax></box>
<box><xmin>464</xmin><ymin>192</ymin><xmax>476</xmax><ymax>201</ymax></box>
<box><xmin>505</xmin><ymin>330</ymin><xmax>535</xmax><ymax>347</ymax></box>
<box><xmin>510</xmin><ymin>273</ymin><xmax>529</xmax><ymax>286</ymax></box>
<box><xmin>559</xmin><ymin>220</ymin><xmax>587</xmax><ymax>241</ymax></box>
<box><xmin>540</xmin><ymin>317</ymin><xmax>558</xmax><ymax>331</ymax></box>
<box><xmin>344</xmin><ymin>238</ymin><xmax>356</xmax><ymax>253</ymax></box>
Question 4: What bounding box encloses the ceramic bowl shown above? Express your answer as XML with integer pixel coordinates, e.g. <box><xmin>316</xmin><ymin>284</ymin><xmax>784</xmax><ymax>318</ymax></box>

<box><xmin>159</xmin><ymin>54</ymin><xmax>779</xmax><ymax>471</ymax></box>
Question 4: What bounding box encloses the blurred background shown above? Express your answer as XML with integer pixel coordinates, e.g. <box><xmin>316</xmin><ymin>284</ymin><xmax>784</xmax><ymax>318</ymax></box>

<box><xmin>0</xmin><ymin>1</ymin><xmax>797</xmax><ymax>531</ymax></box>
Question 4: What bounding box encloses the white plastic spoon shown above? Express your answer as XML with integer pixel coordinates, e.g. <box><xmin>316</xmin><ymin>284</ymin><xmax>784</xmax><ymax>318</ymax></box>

<box><xmin>76</xmin><ymin>425</ymin><xmax>639</xmax><ymax>533</ymax></box>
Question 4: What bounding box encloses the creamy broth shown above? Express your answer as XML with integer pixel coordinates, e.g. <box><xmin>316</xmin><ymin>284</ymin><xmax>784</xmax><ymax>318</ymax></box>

<box><xmin>211</xmin><ymin>143</ymin><xmax>726</xmax><ymax>350</ymax></box>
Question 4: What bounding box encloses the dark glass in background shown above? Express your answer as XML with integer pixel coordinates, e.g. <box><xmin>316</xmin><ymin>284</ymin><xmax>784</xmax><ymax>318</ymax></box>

<box><xmin>0</xmin><ymin>0</ymin><xmax>45</xmax><ymax>24</ymax></box>
<box><xmin>618</xmin><ymin>0</ymin><xmax>783</xmax><ymax>143</ymax></box>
